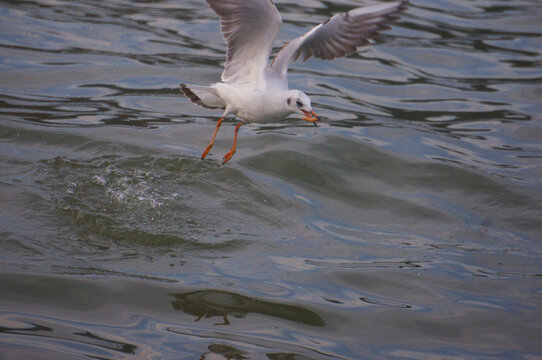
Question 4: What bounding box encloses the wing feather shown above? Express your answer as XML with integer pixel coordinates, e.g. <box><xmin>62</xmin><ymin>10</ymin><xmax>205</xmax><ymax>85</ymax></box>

<box><xmin>207</xmin><ymin>0</ymin><xmax>282</xmax><ymax>84</ymax></box>
<box><xmin>271</xmin><ymin>1</ymin><xmax>408</xmax><ymax>78</ymax></box>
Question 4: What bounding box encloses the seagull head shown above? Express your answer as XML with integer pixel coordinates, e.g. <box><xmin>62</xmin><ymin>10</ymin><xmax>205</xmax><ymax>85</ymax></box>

<box><xmin>285</xmin><ymin>90</ymin><xmax>318</xmax><ymax>123</ymax></box>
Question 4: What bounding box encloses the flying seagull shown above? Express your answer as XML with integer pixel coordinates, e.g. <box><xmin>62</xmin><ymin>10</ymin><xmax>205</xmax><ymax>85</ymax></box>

<box><xmin>180</xmin><ymin>0</ymin><xmax>408</xmax><ymax>164</ymax></box>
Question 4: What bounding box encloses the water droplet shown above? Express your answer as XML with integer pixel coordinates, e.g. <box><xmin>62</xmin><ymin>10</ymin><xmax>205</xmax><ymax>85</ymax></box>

<box><xmin>92</xmin><ymin>175</ymin><xmax>106</xmax><ymax>186</ymax></box>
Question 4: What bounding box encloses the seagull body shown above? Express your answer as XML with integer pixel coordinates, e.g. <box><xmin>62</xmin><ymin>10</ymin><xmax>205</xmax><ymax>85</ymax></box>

<box><xmin>213</xmin><ymin>81</ymin><xmax>291</xmax><ymax>122</ymax></box>
<box><xmin>180</xmin><ymin>0</ymin><xmax>407</xmax><ymax>163</ymax></box>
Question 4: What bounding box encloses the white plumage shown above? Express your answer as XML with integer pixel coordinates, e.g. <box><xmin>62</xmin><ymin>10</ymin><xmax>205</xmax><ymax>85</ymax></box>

<box><xmin>181</xmin><ymin>0</ymin><xmax>407</xmax><ymax>163</ymax></box>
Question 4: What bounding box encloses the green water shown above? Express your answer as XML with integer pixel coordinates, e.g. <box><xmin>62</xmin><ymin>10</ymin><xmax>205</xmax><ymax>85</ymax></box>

<box><xmin>1</xmin><ymin>0</ymin><xmax>541</xmax><ymax>359</ymax></box>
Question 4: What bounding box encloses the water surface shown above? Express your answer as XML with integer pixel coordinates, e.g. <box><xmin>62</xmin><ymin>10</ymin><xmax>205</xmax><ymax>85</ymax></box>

<box><xmin>1</xmin><ymin>0</ymin><xmax>542</xmax><ymax>359</ymax></box>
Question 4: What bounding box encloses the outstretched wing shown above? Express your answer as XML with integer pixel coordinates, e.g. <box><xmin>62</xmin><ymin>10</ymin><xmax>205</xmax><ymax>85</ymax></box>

<box><xmin>270</xmin><ymin>1</ymin><xmax>408</xmax><ymax>78</ymax></box>
<box><xmin>207</xmin><ymin>0</ymin><xmax>282</xmax><ymax>84</ymax></box>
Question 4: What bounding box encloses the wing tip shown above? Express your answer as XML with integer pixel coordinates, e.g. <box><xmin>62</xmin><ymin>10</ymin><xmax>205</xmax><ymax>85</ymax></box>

<box><xmin>180</xmin><ymin>83</ymin><xmax>225</xmax><ymax>110</ymax></box>
<box><xmin>180</xmin><ymin>83</ymin><xmax>202</xmax><ymax>105</ymax></box>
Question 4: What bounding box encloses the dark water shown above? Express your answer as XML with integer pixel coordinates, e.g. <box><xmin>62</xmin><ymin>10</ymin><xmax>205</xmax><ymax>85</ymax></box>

<box><xmin>1</xmin><ymin>0</ymin><xmax>541</xmax><ymax>359</ymax></box>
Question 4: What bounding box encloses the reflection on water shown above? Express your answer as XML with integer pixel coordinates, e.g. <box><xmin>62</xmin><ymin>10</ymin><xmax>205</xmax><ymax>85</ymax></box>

<box><xmin>0</xmin><ymin>317</ymin><xmax>139</xmax><ymax>356</ymax></box>
<box><xmin>170</xmin><ymin>290</ymin><xmax>326</xmax><ymax>326</ymax></box>
<box><xmin>1</xmin><ymin>0</ymin><xmax>542</xmax><ymax>358</ymax></box>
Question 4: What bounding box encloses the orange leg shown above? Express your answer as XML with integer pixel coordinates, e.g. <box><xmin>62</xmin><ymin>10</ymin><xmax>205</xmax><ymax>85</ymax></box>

<box><xmin>222</xmin><ymin>121</ymin><xmax>244</xmax><ymax>164</ymax></box>
<box><xmin>201</xmin><ymin>117</ymin><xmax>223</xmax><ymax>160</ymax></box>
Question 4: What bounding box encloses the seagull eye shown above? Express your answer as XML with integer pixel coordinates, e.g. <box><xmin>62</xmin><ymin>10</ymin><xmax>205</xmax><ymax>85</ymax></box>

<box><xmin>296</xmin><ymin>100</ymin><xmax>303</xmax><ymax>107</ymax></box>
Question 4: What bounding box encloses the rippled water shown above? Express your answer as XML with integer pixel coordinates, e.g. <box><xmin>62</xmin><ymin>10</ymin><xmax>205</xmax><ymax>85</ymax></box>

<box><xmin>1</xmin><ymin>0</ymin><xmax>542</xmax><ymax>359</ymax></box>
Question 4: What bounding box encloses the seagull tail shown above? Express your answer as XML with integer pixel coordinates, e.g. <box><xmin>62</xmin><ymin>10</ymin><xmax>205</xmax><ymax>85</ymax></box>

<box><xmin>180</xmin><ymin>83</ymin><xmax>225</xmax><ymax>110</ymax></box>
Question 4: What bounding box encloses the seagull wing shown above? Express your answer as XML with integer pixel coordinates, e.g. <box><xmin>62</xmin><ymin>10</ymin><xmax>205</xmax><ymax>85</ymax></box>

<box><xmin>207</xmin><ymin>0</ymin><xmax>282</xmax><ymax>84</ymax></box>
<box><xmin>270</xmin><ymin>1</ymin><xmax>408</xmax><ymax>78</ymax></box>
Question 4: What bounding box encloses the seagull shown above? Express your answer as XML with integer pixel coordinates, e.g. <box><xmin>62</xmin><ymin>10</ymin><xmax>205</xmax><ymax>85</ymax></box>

<box><xmin>180</xmin><ymin>0</ymin><xmax>408</xmax><ymax>164</ymax></box>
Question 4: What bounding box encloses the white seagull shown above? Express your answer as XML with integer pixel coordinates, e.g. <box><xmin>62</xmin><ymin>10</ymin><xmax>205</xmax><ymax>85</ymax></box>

<box><xmin>180</xmin><ymin>0</ymin><xmax>408</xmax><ymax>163</ymax></box>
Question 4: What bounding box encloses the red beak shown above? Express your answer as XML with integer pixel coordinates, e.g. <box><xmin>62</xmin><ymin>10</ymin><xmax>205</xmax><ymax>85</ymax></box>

<box><xmin>302</xmin><ymin>110</ymin><xmax>319</xmax><ymax>124</ymax></box>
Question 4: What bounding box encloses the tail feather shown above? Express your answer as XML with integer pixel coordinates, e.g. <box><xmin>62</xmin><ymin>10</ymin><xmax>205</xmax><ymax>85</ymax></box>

<box><xmin>180</xmin><ymin>83</ymin><xmax>225</xmax><ymax>109</ymax></box>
